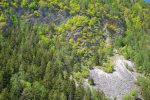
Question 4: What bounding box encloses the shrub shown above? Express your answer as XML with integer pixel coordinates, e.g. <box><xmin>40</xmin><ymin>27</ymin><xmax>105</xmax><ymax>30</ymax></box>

<box><xmin>33</xmin><ymin>10</ymin><xmax>39</xmax><ymax>17</ymax></box>
<box><xmin>29</xmin><ymin>1</ymin><xmax>37</xmax><ymax>10</ymax></box>
<box><xmin>102</xmin><ymin>59</ymin><xmax>114</xmax><ymax>73</ymax></box>
<box><xmin>21</xmin><ymin>0</ymin><xmax>28</xmax><ymax>7</ymax></box>
<box><xmin>81</xmin><ymin>68</ymin><xmax>89</xmax><ymax>78</ymax></box>
<box><xmin>123</xmin><ymin>89</ymin><xmax>139</xmax><ymax>100</ymax></box>
<box><xmin>137</xmin><ymin>77</ymin><xmax>150</xmax><ymax>100</ymax></box>
<box><xmin>88</xmin><ymin>78</ymin><xmax>94</xmax><ymax>85</ymax></box>
<box><xmin>103</xmin><ymin>63</ymin><xmax>113</xmax><ymax>73</ymax></box>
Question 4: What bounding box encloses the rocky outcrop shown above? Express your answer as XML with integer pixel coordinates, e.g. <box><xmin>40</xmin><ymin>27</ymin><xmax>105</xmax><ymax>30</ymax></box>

<box><xmin>90</xmin><ymin>54</ymin><xmax>139</xmax><ymax>100</ymax></box>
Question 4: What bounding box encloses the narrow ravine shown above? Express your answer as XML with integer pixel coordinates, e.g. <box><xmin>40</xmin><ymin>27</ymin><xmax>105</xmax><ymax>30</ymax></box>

<box><xmin>90</xmin><ymin>54</ymin><xmax>139</xmax><ymax>100</ymax></box>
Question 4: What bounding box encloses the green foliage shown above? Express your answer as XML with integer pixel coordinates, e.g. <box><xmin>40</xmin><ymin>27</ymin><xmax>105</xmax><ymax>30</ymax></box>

<box><xmin>0</xmin><ymin>88</ymin><xmax>9</xmax><ymax>100</ymax></box>
<box><xmin>0</xmin><ymin>0</ymin><xmax>150</xmax><ymax>99</ymax></box>
<box><xmin>69</xmin><ymin>1</ymin><xmax>80</xmax><ymax>15</ymax></box>
<box><xmin>102</xmin><ymin>59</ymin><xmax>114</xmax><ymax>73</ymax></box>
<box><xmin>57</xmin><ymin>15</ymin><xmax>89</xmax><ymax>33</ymax></box>
<box><xmin>33</xmin><ymin>10</ymin><xmax>39</xmax><ymax>17</ymax></box>
<box><xmin>39</xmin><ymin>0</ymin><xmax>47</xmax><ymax>8</ymax></box>
<box><xmin>137</xmin><ymin>77</ymin><xmax>150</xmax><ymax>100</ymax></box>
<box><xmin>81</xmin><ymin>0</ymin><xmax>90</xmax><ymax>9</ymax></box>
<box><xmin>104</xmin><ymin>45</ymin><xmax>113</xmax><ymax>56</ymax></box>
<box><xmin>0</xmin><ymin>13</ymin><xmax>6</xmax><ymax>27</ymax></box>
<box><xmin>88</xmin><ymin>78</ymin><xmax>94</xmax><ymax>85</ymax></box>
<box><xmin>21</xmin><ymin>0</ymin><xmax>28</xmax><ymax>7</ymax></box>
<box><xmin>117</xmin><ymin>3</ymin><xmax>150</xmax><ymax>73</ymax></box>
<box><xmin>119</xmin><ymin>46</ymin><xmax>134</xmax><ymax>59</ymax></box>
<box><xmin>106</xmin><ymin>24</ymin><xmax>116</xmax><ymax>32</ymax></box>
<box><xmin>29</xmin><ymin>1</ymin><xmax>37</xmax><ymax>9</ymax></box>
<box><xmin>81</xmin><ymin>67</ymin><xmax>89</xmax><ymax>77</ymax></box>
<box><xmin>12</xmin><ymin>15</ymin><xmax>18</xmax><ymax>25</ymax></box>
<box><xmin>123</xmin><ymin>89</ymin><xmax>139</xmax><ymax>100</ymax></box>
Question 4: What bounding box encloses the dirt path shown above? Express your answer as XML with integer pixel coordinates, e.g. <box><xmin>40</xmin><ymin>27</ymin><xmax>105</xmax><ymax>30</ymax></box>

<box><xmin>90</xmin><ymin>54</ymin><xmax>139</xmax><ymax>100</ymax></box>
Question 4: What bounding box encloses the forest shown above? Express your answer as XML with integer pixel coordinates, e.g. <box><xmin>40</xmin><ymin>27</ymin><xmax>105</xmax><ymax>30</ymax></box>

<box><xmin>0</xmin><ymin>0</ymin><xmax>150</xmax><ymax>100</ymax></box>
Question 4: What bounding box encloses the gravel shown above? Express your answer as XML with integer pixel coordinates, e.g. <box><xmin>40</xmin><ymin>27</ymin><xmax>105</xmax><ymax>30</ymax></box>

<box><xmin>90</xmin><ymin>54</ymin><xmax>139</xmax><ymax>100</ymax></box>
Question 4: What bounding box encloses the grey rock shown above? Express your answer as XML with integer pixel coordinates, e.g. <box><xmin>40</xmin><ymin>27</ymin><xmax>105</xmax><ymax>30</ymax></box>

<box><xmin>90</xmin><ymin>54</ymin><xmax>139</xmax><ymax>100</ymax></box>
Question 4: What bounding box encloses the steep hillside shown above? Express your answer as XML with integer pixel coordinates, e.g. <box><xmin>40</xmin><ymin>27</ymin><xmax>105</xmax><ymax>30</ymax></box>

<box><xmin>0</xmin><ymin>0</ymin><xmax>150</xmax><ymax>100</ymax></box>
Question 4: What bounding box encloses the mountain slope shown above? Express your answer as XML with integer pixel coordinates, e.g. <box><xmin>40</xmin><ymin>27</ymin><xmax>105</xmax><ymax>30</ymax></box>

<box><xmin>0</xmin><ymin>0</ymin><xmax>150</xmax><ymax>100</ymax></box>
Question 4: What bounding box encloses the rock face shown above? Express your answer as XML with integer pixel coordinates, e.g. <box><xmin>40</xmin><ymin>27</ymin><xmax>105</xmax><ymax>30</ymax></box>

<box><xmin>90</xmin><ymin>54</ymin><xmax>139</xmax><ymax>100</ymax></box>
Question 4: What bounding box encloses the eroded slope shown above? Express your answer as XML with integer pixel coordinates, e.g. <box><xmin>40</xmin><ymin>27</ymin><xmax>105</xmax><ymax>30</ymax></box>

<box><xmin>90</xmin><ymin>54</ymin><xmax>139</xmax><ymax>100</ymax></box>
